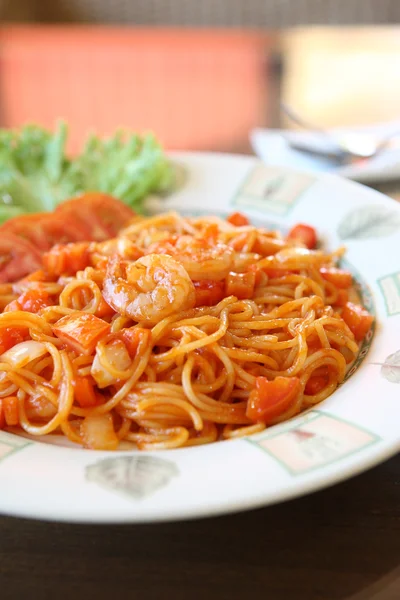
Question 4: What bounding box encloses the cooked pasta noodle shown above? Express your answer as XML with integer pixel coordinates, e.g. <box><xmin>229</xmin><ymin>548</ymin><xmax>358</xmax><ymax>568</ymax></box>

<box><xmin>0</xmin><ymin>211</ymin><xmax>374</xmax><ymax>450</ymax></box>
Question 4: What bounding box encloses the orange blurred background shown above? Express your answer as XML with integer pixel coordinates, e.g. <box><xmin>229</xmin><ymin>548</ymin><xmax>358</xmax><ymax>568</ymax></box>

<box><xmin>1</xmin><ymin>2</ymin><xmax>400</xmax><ymax>159</ymax></box>
<box><xmin>0</xmin><ymin>26</ymin><xmax>274</xmax><ymax>153</ymax></box>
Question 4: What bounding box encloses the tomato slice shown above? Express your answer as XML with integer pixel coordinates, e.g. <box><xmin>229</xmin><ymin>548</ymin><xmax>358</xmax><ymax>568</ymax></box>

<box><xmin>246</xmin><ymin>376</ymin><xmax>301</xmax><ymax>424</ymax></box>
<box><xmin>57</xmin><ymin>193</ymin><xmax>135</xmax><ymax>238</ymax></box>
<box><xmin>39</xmin><ymin>213</ymin><xmax>89</xmax><ymax>246</ymax></box>
<box><xmin>287</xmin><ymin>224</ymin><xmax>317</xmax><ymax>249</ymax></box>
<box><xmin>0</xmin><ymin>211</ymin><xmax>91</xmax><ymax>253</ymax></box>
<box><xmin>82</xmin><ymin>192</ymin><xmax>135</xmax><ymax>235</ymax></box>
<box><xmin>51</xmin><ymin>205</ymin><xmax>93</xmax><ymax>240</ymax></box>
<box><xmin>0</xmin><ymin>233</ymin><xmax>42</xmax><ymax>283</ymax></box>
<box><xmin>1</xmin><ymin>214</ymin><xmax>51</xmax><ymax>251</ymax></box>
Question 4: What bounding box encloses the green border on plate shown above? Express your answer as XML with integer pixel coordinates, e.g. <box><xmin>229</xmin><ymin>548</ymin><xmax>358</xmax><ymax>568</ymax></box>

<box><xmin>245</xmin><ymin>409</ymin><xmax>381</xmax><ymax>476</ymax></box>
<box><xmin>377</xmin><ymin>270</ymin><xmax>400</xmax><ymax>317</ymax></box>
<box><xmin>0</xmin><ymin>431</ymin><xmax>32</xmax><ymax>465</ymax></box>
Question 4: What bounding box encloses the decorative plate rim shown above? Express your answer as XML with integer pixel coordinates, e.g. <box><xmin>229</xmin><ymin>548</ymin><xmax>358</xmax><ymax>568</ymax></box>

<box><xmin>1</xmin><ymin>151</ymin><xmax>399</xmax><ymax>524</ymax></box>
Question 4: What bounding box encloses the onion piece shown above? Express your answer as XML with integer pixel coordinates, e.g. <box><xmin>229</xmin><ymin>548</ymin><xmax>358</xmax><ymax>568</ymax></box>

<box><xmin>91</xmin><ymin>339</ymin><xmax>131</xmax><ymax>388</ymax></box>
<box><xmin>1</xmin><ymin>341</ymin><xmax>48</xmax><ymax>368</ymax></box>
<box><xmin>81</xmin><ymin>413</ymin><xmax>119</xmax><ymax>450</ymax></box>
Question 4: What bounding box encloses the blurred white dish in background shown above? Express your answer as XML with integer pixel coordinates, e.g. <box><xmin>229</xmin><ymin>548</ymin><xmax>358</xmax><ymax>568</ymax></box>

<box><xmin>251</xmin><ymin>121</ymin><xmax>400</xmax><ymax>184</ymax></box>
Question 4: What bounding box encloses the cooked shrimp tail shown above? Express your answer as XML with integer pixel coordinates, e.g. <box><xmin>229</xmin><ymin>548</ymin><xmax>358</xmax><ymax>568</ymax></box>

<box><xmin>103</xmin><ymin>254</ymin><xmax>196</xmax><ymax>324</ymax></box>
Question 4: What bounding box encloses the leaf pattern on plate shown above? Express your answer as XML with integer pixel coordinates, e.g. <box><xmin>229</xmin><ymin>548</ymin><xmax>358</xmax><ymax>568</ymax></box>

<box><xmin>337</xmin><ymin>205</ymin><xmax>400</xmax><ymax>240</ymax></box>
<box><xmin>379</xmin><ymin>350</ymin><xmax>400</xmax><ymax>384</ymax></box>
<box><xmin>86</xmin><ymin>455</ymin><xmax>179</xmax><ymax>500</ymax></box>
<box><xmin>262</xmin><ymin>175</ymin><xmax>286</xmax><ymax>198</ymax></box>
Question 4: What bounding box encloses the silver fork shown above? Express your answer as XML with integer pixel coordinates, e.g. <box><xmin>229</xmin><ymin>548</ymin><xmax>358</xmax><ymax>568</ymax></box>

<box><xmin>281</xmin><ymin>103</ymin><xmax>400</xmax><ymax>162</ymax></box>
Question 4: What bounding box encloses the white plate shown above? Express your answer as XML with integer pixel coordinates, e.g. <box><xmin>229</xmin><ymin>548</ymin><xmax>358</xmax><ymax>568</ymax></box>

<box><xmin>1</xmin><ymin>152</ymin><xmax>400</xmax><ymax>524</ymax></box>
<box><xmin>251</xmin><ymin>122</ymin><xmax>400</xmax><ymax>184</ymax></box>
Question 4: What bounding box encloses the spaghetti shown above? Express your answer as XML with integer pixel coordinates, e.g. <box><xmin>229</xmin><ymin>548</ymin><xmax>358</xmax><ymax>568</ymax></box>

<box><xmin>0</xmin><ymin>211</ymin><xmax>374</xmax><ymax>450</ymax></box>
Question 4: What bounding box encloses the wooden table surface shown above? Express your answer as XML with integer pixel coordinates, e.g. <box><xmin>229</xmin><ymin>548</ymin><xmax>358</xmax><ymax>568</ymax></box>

<box><xmin>1</xmin><ymin>454</ymin><xmax>400</xmax><ymax>600</ymax></box>
<box><xmin>1</xmin><ymin>26</ymin><xmax>400</xmax><ymax>600</ymax></box>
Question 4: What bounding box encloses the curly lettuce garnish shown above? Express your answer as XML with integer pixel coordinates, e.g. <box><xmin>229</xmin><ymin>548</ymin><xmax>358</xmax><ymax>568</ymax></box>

<box><xmin>0</xmin><ymin>122</ymin><xmax>176</xmax><ymax>224</ymax></box>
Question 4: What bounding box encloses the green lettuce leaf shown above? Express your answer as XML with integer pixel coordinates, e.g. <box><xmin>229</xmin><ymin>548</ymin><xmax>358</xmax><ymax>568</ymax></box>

<box><xmin>0</xmin><ymin>122</ymin><xmax>176</xmax><ymax>222</ymax></box>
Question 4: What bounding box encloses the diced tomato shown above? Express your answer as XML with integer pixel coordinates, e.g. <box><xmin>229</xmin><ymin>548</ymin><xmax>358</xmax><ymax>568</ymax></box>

<box><xmin>225</xmin><ymin>271</ymin><xmax>256</xmax><ymax>300</ymax></box>
<box><xmin>1</xmin><ymin>214</ymin><xmax>51</xmax><ymax>251</ymax></box>
<box><xmin>121</xmin><ymin>327</ymin><xmax>151</xmax><ymax>357</ymax></box>
<box><xmin>246</xmin><ymin>376</ymin><xmax>301</xmax><ymax>424</ymax></box>
<box><xmin>73</xmin><ymin>376</ymin><xmax>98</xmax><ymax>407</ymax></box>
<box><xmin>42</xmin><ymin>242</ymin><xmax>91</xmax><ymax>277</ymax></box>
<box><xmin>0</xmin><ymin>326</ymin><xmax>27</xmax><ymax>354</ymax></box>
<box><xmin>320</xmin><ymin>267</ymin><xmax>352</xmax><ymax>289</ymax></box>
<box><xmin>57</xmin><ymin>193</ymin><xmax>135</xmax><ymax>239</ymax></box>
<box><xmin>3</xmin><ymin>396</ymin><xmax>19</xmax><ymax>426</ymax></box>
<box><xmin>53</xmin><ymin>312</ymin><xmax>111</xmax><ymax>355</ymax></box>
<box><xmin>287</xmin><ymin>224</ymin><xmax>317</xmax><ymax>249</ymax></box>
<box><xmin>193</xmin><ymin>280</ymin><xmax>225</xmax><ymax>307</ymax></box>
<box><xmin>227</xmin><ymin>212</ymin><xmax>250</xmax><ymax>227</ymax></box>
<box><xmin>335</xmin><ymin>289</ymin><xmax>349</xmax><ymax>307</ymax></box>
<box><xmin>10</xmin><ymin>289</ymin><xmax>51</xmax><ymax>314</ymax></box>
<box><xmin>0</xmin><ymin>233</ymin><xmax>42</xmax><ymax>283</ymax></box>
<box><xmin>341</xmin><ymin>302</ymin><xmax>374</xmax><ymax>341</ymax></box>
<box><xmin>305</xmin><ymin>374</ymin><xmax>329</xmax><ymax>395</ymax></box>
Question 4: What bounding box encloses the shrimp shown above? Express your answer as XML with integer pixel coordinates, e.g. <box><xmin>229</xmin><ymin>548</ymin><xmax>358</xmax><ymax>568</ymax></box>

<box><xmin>88</xmin><ymin>238</ymin><xmax>143</xmax><ymax>270</ymax></box>
<box><xmin>102</xmin><ymin>254</ymin><xmax>196</xmax><ymax>323</ymax></box>
<box><xmin>91</xmin><ymin>238</ymin><xmax>143</xmax><ymax>259</ymax></box>
<box><xmin>147</xmin><ymin>235</ymin><xmax>234</xmax><ymax>281</ymax></box>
